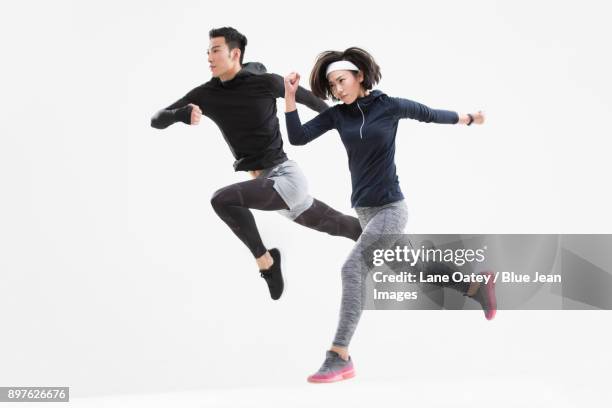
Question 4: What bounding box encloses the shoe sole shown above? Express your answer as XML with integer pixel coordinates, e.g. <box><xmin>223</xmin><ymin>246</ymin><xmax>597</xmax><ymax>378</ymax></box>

<box><xmin>279</xmin><ymin>245</ymin><xmax>287</xmax><ymax>299</ymax></box>
<box><xmin>482</xmin><ymin>271</ymin><xmax>497</xmax><ymax>320</ymax></box>
<box><xmin>307</xmin><ymin>369</ymin><xmax>356</xmax><ymax>383</ymax></box>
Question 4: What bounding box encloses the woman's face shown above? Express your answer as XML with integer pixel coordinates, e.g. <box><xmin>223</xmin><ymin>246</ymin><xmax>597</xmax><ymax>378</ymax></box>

<box><xmin>327</xmin><ymin>70</ymin><xmax>365</xmax><ymax>104</ymax></box>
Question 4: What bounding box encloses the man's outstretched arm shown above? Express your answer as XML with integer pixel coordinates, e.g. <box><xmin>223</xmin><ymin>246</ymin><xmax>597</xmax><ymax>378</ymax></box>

<box><xmin>150</xmin><ymin>90</ymin><xmax>202</xmax><ymax>129</ymax></box>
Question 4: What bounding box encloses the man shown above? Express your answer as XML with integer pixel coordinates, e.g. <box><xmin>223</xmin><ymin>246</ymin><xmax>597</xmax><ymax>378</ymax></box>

<box><xmin>151</xmin><ymin>27</ymin><xmax>361</xmax><ymax>300</ymax></box>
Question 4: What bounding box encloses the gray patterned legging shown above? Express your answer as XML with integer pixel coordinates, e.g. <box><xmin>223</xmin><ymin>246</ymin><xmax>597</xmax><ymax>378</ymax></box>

<box><xmin>333</xmin><ymin>200</ymin><xmax>409</xmax><ymax>347</ymax></box>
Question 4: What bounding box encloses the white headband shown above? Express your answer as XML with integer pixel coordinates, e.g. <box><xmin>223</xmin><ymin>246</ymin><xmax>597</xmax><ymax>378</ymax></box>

<box><xmin>325</xmin><ymin>60</ymin><xmax>359</xmax><ymax>77</ymax></box>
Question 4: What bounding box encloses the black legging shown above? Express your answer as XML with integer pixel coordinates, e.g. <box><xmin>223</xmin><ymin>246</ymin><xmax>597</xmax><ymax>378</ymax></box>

<box><xmin>210</xmin><ymin>178</ymin><xmax>362</xmax><ymax>258</ymax></box>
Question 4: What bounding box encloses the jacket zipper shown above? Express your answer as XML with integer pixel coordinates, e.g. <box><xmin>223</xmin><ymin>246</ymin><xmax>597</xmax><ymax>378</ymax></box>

<box><xmin>357</xmin><ymin>102</ymin><xmax>365</xmax><ymax>139</ymax></box>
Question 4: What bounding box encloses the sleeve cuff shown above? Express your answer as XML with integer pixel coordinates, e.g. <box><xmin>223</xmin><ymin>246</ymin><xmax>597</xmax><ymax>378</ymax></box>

<box><xmin>175</xmin><ymin>105</ymin><xmax>193</xmax><ymax>125</ymax></box>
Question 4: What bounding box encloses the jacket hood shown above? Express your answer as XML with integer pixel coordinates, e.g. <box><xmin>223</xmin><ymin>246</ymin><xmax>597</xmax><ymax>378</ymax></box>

<box><xmin>355</xmin><ymin>89</ymin><xmax>384</xmax><ymax>105</ymax></box>
<box><xmin>214</xmin><ymin>62</ymin><xmax>267</xmax><ymax>87</ymax></box>
<box><xmin>238</xmin><ymin>61</ymin><xmax>267</xmax><ymax>76</ymax></box>
<box><xmin>340</xmin><ymin>89</ymin><xmax>385</xmax><ymax>115</ymax></box>
<box><xmin>344</xmin><ymin>89</ymin><xmax>385</xmax><ymax>110</ymax></box>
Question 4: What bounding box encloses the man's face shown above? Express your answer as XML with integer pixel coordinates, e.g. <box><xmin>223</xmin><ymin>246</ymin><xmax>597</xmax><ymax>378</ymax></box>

<box><xmin>207</xmin><ymin>37</ymin><xmax>239</xmax><ymax>78</ymax></box>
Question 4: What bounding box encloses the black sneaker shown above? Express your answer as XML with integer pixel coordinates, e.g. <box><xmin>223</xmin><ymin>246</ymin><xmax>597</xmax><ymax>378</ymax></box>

<box><xmin>260</xmin><ymin>248</ymin><xmax>283</xmax><ymax>300</ymax></box>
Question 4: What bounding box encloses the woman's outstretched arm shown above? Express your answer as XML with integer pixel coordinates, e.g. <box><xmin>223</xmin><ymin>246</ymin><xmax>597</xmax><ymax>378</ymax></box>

<box><xmin>392</xmin><ymin>97</ymin><xmax>485</xmax><ymax>125</ymax></box>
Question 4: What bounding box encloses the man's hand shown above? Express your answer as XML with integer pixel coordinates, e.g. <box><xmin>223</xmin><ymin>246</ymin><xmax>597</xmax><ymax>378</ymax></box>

<box><xmin>189</xmin><ymin>103</ymin><xmax>202</xmax><ymax>125</ymax></box>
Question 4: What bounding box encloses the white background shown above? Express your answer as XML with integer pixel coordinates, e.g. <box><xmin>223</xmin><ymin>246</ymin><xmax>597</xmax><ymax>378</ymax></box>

<box><xmin>1</xmin><ymin>0</ymin><xmax>611</xmax><ymax>406</ymax></box>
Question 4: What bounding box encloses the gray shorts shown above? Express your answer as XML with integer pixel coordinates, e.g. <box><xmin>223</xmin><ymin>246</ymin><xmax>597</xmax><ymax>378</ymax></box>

<box><xmin>257</xmin><ymin>160</ymin><xmax>314</xmax><ymax>220</ymax></box>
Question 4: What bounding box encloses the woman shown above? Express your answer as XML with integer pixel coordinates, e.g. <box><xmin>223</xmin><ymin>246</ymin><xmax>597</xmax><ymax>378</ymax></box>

<box><xmin>283</xmin><ymin>47</ymin><xmax>495</xmax><ymax>383</ymax></box>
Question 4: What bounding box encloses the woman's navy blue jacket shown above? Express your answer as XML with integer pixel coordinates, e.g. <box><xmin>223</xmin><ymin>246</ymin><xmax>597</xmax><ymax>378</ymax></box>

<box><xmin>285</xmin><ymin>90</ymin><xmax>458</xmax><ymax>207</ymax></box>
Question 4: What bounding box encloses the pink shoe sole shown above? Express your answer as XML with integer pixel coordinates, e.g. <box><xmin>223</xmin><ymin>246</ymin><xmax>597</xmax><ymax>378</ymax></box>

<box><xmin>307</xmin><ymin>368</ymin><xmax>356</xmax><ymax>383</ymax></box>
<box><xmin>482</xmin><ymin>271</ymin><xmax>497</xmax><ymax>320</ymax></box>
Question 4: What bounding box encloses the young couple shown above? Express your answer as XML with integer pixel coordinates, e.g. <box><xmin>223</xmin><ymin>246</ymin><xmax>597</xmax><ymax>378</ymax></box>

<box><xmin>151</xmin><ymin>27</ymin><xmax>495</xmax><ymax>384</ymax></box>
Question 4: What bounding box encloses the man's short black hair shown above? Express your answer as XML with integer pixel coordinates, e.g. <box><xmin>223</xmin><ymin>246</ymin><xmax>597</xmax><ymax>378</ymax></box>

<box><xmin>209</xmin><ymin>27</ymin><xmax>248</xmax><ymax>65</ymax></box>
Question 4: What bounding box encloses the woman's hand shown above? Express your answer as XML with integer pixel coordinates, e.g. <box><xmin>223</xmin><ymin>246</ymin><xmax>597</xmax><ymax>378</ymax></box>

<box><xmin>284</xmin><ymin>72</ymin><xmax>300</xmax><ymax>112</ymax></box>
<box><xmin>471</xmin><ymin>110</ymin><xmax>485</xmax><ymax>125</ymax></box>
<box><xmin>284</xmin><ymin>72</ymin><xmax>301</xmax><ymax>95</ymax></box>
<box><xmin>460</xmin><ymin>110</ymin><xmax>485</xmax><ymax>125</ymax></box>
